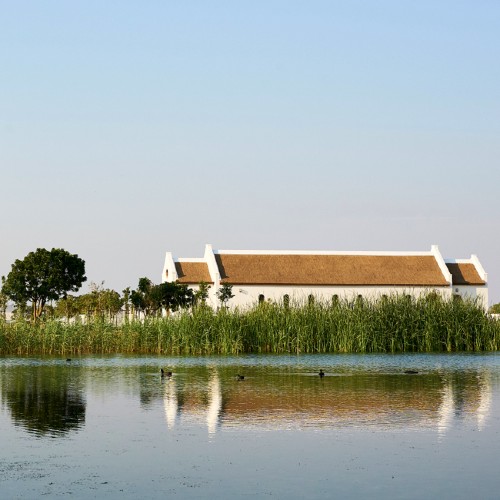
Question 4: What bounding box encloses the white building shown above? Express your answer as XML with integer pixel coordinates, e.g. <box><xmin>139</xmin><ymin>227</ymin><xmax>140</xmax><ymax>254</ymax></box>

<box><xmin>162</xmin><ymin>244</ymin><xmax>488</xmax><ymax>310</ymax></box>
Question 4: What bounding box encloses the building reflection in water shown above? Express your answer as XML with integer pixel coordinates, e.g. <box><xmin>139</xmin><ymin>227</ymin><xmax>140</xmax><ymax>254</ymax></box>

<box><xmin>438</xmin><ymin>371</ymin><xmax>493</xmax><ymax>435</ymax></box>
<box><xmin>156</xmin><ymin>368</ymin><xmax>493</xmax><ymax>436</ymax></box>
<box><xmin>206</xmin><ymin>369</ymin><xmax>222</xmax><ymax>434</ymax></box>
<box><xmin>0</xmin><ymin>364</ymin><xmax>86</xmax><ymax>437</ymax></box>
<box><xmin>163</xmin><ymin>377</ymin><xmax>178</xmax><ymax>429</ymax></box>
<box><xmin>161</xmin><ymin>369</ymin><xmax>223</xmax><ymax>434</ymax></box>
<box><xmin>437</xmin><ymin>379</ymin><xmax>454</xmax><ymax>437</ymax></box>
<box><xmin>476</xmin><ymin>373</ymin><xmax>492</xmax><ymax>431</ymax></box>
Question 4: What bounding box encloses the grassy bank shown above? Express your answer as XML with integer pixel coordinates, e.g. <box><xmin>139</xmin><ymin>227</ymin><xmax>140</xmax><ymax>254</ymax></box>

<box><xmin>1</xmin><ymin>295</ymin><xmax>499</xmax><ymax>355</ymax></box>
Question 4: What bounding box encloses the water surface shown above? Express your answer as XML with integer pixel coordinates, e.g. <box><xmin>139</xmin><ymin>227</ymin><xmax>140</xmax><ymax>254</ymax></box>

<box><xmin>1</xmin><ymin>353</ymin><xmax>499</xmax><ymax>498</ymax></box>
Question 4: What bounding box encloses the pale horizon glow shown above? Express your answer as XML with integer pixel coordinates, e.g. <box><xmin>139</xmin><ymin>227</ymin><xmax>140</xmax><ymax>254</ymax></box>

<box><xmin>1</xmin><ymin>1</ymin><xmax>499</xmax><ymax>304</ymax></box>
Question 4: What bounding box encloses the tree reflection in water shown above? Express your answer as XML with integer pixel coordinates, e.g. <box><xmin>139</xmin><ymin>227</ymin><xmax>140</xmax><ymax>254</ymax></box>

<box><xmin>0</xmin><ymin>364</ymin><xmax>85</xmax><ymax>437</ymax></box>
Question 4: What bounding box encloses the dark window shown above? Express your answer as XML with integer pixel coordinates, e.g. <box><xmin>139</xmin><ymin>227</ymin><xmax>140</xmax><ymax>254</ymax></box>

<box><xmin>258</xmin><ymin>294</ymin><xmax>265</xmax><ymax>303</ymax></box>
<box><xmin>283</xmin><ymin>294</ymin><xmax>290</xmax><ymax>308</ymax></box>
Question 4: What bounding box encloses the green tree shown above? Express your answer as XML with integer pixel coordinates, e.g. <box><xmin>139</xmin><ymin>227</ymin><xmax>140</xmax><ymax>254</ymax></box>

<box><xmin>84</xmin><ymin>282</ymin><xmax>123</xmax><ymax>320</ymax></box>
<box><xmin>63</xmin><ymin>282</ymin><xmax>123</xmax><ymax>322</ymax></box>
<box><xmin>100</xmin><ymin>289</ymin><xmax>123</xmax><ymax>321</ymax></box>
<box><xmin>122</xmin><ymin>287</ymin><xmax>131</xmax><ymax>322</ymax></box>
<box><xmin>12</xmin><ymin>302</ymin><xmax>29</xmax><ymax>321</ymax></box>
<box><xmin>194</xmin><ymin>281</ymin><xmax>211</xmax><ymax>307</ymax></box>
<box><xmin>54</xmin><ymin>295</ymin><xmax>80</xmax><ymax>322</ymax></box>
<box><xmin>130</xmin><ymin>278</ymin><xmax>157</xmax><ymax>317</ymax></box>
<box><xmin>2</xmin><ymin>248</ymin><xmax>86</xmax><ymax>321</ymax></box>
<box><xmin>75</xmin><ymin>293</ymin><xmax>95</xmax><ymax>318</ymax></box>
<box><xmin>216</xmin><ymin>282</ymin><xmax>234</xmax><ymax>309</ymax></box>
<box><xmin>130</xmin><ymin>278</ymin><xmax>194</xmax><ymax>318</ymax></box>
<box><xmin>489</xmin><ymin>303</ymin><xmax>500</xmax><ymax>314</ymax></box>
<box><xmin>156</xmin><ymin>281</ymin><xmax>194</xmax><ymax>315</ymax></box>
<box><xmin>43</xmin><ymin>303</ymin><xmax>55</xmax><ymax>319</ymax></box>
<box><xmin>0</xmin><ymin>285</ymin><xmax>8</xmax><ymax>321</ymax></box>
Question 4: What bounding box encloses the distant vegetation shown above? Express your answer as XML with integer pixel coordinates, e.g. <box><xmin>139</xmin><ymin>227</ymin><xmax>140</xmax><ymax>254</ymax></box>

<box><xmin>0</xmin><ymin>295</ymin><xmax>498</xmax><ymax>355</ymax></box>
<box><xmin>1</xmin><ymin>247</ymin><xmax>195</xmax><ymax>323</ymax></box>
<box><xmin>1</xmin><ymin>247</ymin><xmax>499</xmax><ymax>355</ymax></box>
<box><xmin>489</xmin><ymin>303</ymin><xmax>500</xmax><ymax>314</ymax></box>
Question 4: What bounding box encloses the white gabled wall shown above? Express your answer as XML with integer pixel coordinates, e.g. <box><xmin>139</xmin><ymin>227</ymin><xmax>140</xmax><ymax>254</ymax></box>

<box><xmin>162</xmin><ymin>246</ymin><xmax>220</xmax><ymax>309</ymax></box>
<box><xmin>204</xmin><ymin>244</ymin><xmax>221</xmax><ymax>308</ymax></box>
<box><xmin>445</xmin><ymin>254</ymin><xmax>489</xmax><ymax>310</ymax></box>
<box><xmin>162</xmin><ymin>252</ymin><xmax>177</xmax><ymax>283</ymax></box>
<box><xmin>471</xmin><ymin>254</ymin><xmax>489</xmax><ymax>309</ymax></box>
<box><xmin>450</xmin><ymin>285</ymin><xmax>488</xmax><ymax>309</ymax></box>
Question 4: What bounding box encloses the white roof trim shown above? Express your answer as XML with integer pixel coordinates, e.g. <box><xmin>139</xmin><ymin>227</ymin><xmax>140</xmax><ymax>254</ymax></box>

<box><xmin>431</xmin><ymin>245</ymin><xmax>452</xmax><ymax>285</ymax></box>
<box><xmin>216</xmin><ymin>249</ymin><xmax>435</xmax><ymax>256</ymax></box>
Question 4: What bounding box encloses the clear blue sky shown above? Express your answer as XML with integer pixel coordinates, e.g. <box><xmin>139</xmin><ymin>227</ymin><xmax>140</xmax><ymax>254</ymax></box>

<box><xmin>1</xmin><ymin>1</ymin><xmax>499</xmax><ymax>303</ymax></box>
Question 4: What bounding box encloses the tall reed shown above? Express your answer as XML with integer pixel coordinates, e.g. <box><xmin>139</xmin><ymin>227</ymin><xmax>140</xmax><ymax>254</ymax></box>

<box><xmin>0</xmin><ymin>295</ymin><xmax>498</xmax><ymax>355</ymax></box>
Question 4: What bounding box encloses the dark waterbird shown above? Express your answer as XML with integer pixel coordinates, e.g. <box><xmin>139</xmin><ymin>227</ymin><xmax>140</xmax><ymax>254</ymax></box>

<box><xmin>319</xmin><ymin>369</ymin><xmax>325</xmax><ymax>378</ymax></box>
<box><xmin>236</xmin><ymin>374</ymin><xmax>245</xmax><ymax>381</ymax></box>
<box><xmin>66</xmin><ymin>358</ymin><xmax>72</xmax><ymax>362</ymax></box>
<box><xmin>161</xmin><ymin>369</ymin><xmax>173</xmax><ymax>378</ymax></box>
<box><xmin>404</xmin><ymin>370</ymin><xmax>419</xmax><ymax>374</ymax></box>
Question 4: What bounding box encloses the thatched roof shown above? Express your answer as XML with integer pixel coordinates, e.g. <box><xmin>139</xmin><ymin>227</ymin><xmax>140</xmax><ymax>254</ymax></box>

<box><xmin>446</xmin><ymin>263</ymin><xmax>485</xmax><ymax>286</ymax></box>
<box><xmin>174</xmin><ymin>262</ymin><xmax>213</xmax><ymax>284</ymax></box>
<box><xmin>215</xmin><ymin>254</ymin><xmax>450</xmax><ymax>286</ymax></box>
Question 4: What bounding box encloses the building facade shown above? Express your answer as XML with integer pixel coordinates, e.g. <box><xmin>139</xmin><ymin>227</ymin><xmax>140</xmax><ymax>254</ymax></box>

<box><xmin>162</xmin><ymin>244</ymin><xmax>488</xmax><ymax>310</ymax></box>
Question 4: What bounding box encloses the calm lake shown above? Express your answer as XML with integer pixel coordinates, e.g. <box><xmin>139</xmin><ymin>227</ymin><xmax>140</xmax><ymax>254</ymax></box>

<box><xmin>1</xmin><ymin>353</ymin><xmax>499</xmax><ymax>499</ymax></box>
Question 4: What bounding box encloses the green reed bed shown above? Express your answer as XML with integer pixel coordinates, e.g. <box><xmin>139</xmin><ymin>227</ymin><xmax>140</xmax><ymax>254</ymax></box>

<box><xmin>1</xmin><ymin>295</ymin><xmax>499</xmax><ymax>355</ymax></box>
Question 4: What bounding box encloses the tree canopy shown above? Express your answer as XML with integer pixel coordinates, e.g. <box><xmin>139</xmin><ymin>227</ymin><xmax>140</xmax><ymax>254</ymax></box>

<box><xmin>489</xmin><ymin>303</ymin><xmax>500</xmax><ymax>314</ymax></box>
<box><xmin>194</xmin><ymin>281</ymin><xmax>211</xmax><ymax>307</ymax></box>
<box><xmin>217</xmin><ymin>282</ymin><xmax>234</xmax><ymax>308</ymax></box>
<box><xmin>0</xmin><ymin>289</ymin><xmax>8</xmax><ymax>320</ymax></box>
<box><xmin>54</xmin><ymin>282</ymin><xmax>123</xmax><ymax>322</ymax></box>
<box><xmin>130</xmin><ymin>278</ymin><xmax>194</xmax><ymax>317</ymax></box>
<box><xmin>2</xmin><ymin>248</ymin><xmax>86</xmax><ymax>321</ymax></box>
